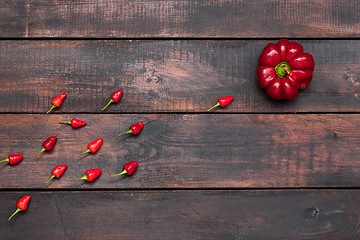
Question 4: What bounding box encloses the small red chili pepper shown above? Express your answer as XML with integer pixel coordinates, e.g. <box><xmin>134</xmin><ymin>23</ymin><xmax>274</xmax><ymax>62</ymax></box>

<box><xmin>102</xmin><ymin>90</ymin><xmax>123</xmax><ymax>111</ymax></box>
<box><xmin>47</xmin><ymin>93</ymin><xmax>67</xmax><ymax>114</ymax></box>
<box><xmin>207</xmin><ymin>96</ymin><xmax>234</xmax><ymax>111</ymax></box>
<box><xmin>72</xmin><ymin>169</ymin><xmax>102</xmax><ymax>182</ymax></box>
<box><xmin>45</xmin><ymin>164</ymin><xmax>68</xmax><ymax>184</ymax></box>
<box><xmin>35</xmin><ymin>136</ymin><xmax>57</xmax><ymax>157</ymax></box>
<box><xmin>59</xmin><ymin>118</ymin><xmax>87</xmax><ymax>128</ymax></box>
<box><xmin>8</xmin><ymin>195</ymin><xmax>31</xmax><ymax>221</ymax></box>
<box><xmin>119</xmin><ymin>122</ymin><xmax>144</xmax><ymax>136</ymax></box>
<box><xmin>78</xmin><ymin>138</ymin><xmax>103</xmax><ymax>156</ymax></box>
<box><xmin>0</xmin><ymin>154</ymin><xmax>23</xmax><ymax>166</ymax></box>
<box><xmin>110</xmin><ymin>161</ymin><xmax>138</xmax><ymax>177</ymax></box>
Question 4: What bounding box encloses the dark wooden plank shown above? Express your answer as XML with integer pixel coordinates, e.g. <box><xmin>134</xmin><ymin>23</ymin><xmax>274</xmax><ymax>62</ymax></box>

<box><xmin>1</xmin><ymin>0</ymin><xmax>359</xmax><ymax>38</ymax></box>
<box><xmin>1</xmin><ymin>190</ymin><xmax>360</xmax><ymax>239</ymax></box>
<box><xmin>0</xmin><ymin>40</ymin><xmax>359</xmax><ymax>113</ymax></box>
<box><xmin>1</xmin><ymin>114</ymin><xmax>360</xmax><ymax>188</ymax></box>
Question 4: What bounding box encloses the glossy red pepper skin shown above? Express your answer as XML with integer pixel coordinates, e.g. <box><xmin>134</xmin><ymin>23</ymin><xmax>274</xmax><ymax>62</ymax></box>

<box><xmin>78</xmin><ymin>138</ymin><xmax>103</xmax><ymax>156</ymax></box>
<box><xmin>111</xmin><ymin>90</ymin><xmax>123</xmax><ymax>103</ymax></box>
<box><xmin>8</xmin><ymin>195</ymin><xmax>31</xmax><ymax>221</ymax></box>
<box><xmin>110</xmin><ymin>161</ymin><xmax>138</xmax><ymax>177</ymax></box>
<box><xmin>52</xmin><ymin>164</ymin><xmax>68</xmax><ymax>178</ymax></box>
<box><xmin>43</xmin><ymin>136</ymin><xmax>57</xmax><ymax>151</ymax></box>
<box><xmin>52</xmin><ymin>93</ymin><xmax>67</xmax><ymax>107</ymax></box>
<box><xmin>47</xmin><ymin>93</ymin><xmax>66</xmax><ymax>114</ymax></box>
<box><xmin>72</xmin><ymin>169</ymin><xmax>102</xmax><ymax>182</ymax></box>
<box><xmin>88</xmin><ymin>138</ymin><xmax>103</xmax><ymax>153</ymax></box>
<box><xmin>207</xmin><ymin>96</ymin><xmax>234</xmax><ymax>111</ymax></box>
<box><xmin>36</xmin><ymin>136</ymin><xmax>57</xmax><ymax>157</ymax></box>
<box><xmin>46</xmin><ymin>164</ymin><xmax>68</xmax><ymax>184</ymax></box>
<box><xmin>119</xmin><ymin>122</ymin><xmax>144</xmax><ymax>136</ymax></box>
<box><xmin>257</xmin><ymin>39</ymin><xmax>315</xmax><ymax>100</ymax></box>
<box><xmin>0</xmin><ymin>154</ymin><xmax>23</xmax><ymax>165</ymax></box>
<box><xmin>130</xmin><ymin>122</ymin><xmax>144</xmax><ymax>135</ymax></box>
<box><xmin>59</xmin><ymin>118</ymin><xmax>87</xmax><ymax>128</ymax></box>
<box><xmin>102</xmin><ymin>90</ymin><xmax>123</xmax><ymax>111</ymax></box>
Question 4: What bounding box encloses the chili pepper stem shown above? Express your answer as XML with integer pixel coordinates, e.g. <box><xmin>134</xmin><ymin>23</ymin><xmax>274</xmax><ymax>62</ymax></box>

<box><xmin>45</xmin><ymin>175</ymin><xmax>55</xmax><ymax>184</ymax></box>
<box><xmin>8</xmin><ymin>208</ymin><xmax>21</xmax><ymax>221</ymax></box>
<box><xmin>77</xmin><ymin>149</ymin><xmax>91</xmax><ymax>157</ymax></box>
<box><xmin>46</xmin><ymin>105</ymin><xmax>56</xmax><ymax>114</ymax></box>
<box><xmin>207</xmin><ymin>102</ymin><xmax>221</xmax><ymax>111</ymax></box>
<box><xmin>71</xmin><ymin>175</ymin><xmax>88</xmax><ymax>181</ymax></box>
<box><xmin>0</xmin><ymin>158</ymin><xmax>9</xmax><ymax>163</ymax></box>
<box><xmin>119</xmin><ymin>130</ymin><xmax>133</xmax><ymax>136</ymax></box>
<box><xmin>109</xmin><ymin>169</ymin><xmax>128</xmax><ymax>176</ymax></box>
<box><xmin>35</xmin><ymin>147</ymin><xmax>46</xmax><ymax>157</ymax></box>
<box><xmin>59</xmin><ymin>121</ymin><xmax>71</xmax><ymax>124</ymax></box>
<box><xmin>101</xmin><ymin>99</ymin><xmax>114</xmax><ymax>111</ymax></box>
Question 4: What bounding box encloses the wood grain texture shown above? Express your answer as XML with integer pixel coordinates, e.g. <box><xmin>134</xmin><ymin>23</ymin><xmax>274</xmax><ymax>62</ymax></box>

<box><xmin>1</xmin><ymin>114</ymin><xmax>360</xmax><ymax>189</ymax></box>
<box><xmin>0</xmin><ymin>0</ymin><xmax>359</xmax><ymax>38</ymax></box>
<box><xmin>0</xmin><ymin>40</ymin><xmax>360</xmax><ymax>113</ymax></box>
<box><xmin>1</xmin><ymin>190</ymin><xmax>360</xmax><ymax>239</ymax></box>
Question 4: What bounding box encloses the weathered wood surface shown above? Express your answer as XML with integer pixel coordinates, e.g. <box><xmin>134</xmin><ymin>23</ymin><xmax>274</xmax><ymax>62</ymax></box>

<box><xmin>1</xmin><ymin>190</ymin><xmax>360</xmax><ymax>239</ymax></box>
<box><xmin>1</xmin><ymin>114</ymin><xmax>360</xmax><ymax>189</ymax></box>
<box><xmin>0</xmin><ymin>40</ymin><xmax>359</xmax><ymax>113</ymax></box>
<box><xmin>1</xmin><ymin>0</ymin><xmax>359</xmax><ymax>38</ymax></box>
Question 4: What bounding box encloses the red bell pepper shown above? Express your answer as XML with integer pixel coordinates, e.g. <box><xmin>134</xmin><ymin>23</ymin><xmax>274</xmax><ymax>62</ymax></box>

<box><xmin>257</xmin><ymin>39</ymin><xmax>315</xmax><ymax>100</ymax></box>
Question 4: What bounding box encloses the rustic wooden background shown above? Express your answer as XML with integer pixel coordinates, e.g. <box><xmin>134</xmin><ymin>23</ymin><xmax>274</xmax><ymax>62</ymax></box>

<box><xmin>1</xmin><ymin>0</ymin><xmax>360</xmax><ymax>239</ymax></box>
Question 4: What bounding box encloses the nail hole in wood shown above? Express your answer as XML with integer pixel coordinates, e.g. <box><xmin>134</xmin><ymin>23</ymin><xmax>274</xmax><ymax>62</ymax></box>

<box><xmin>304</xmin><ymin>207</ymin><xmax>318</xmax><ymax>218</ymax></box>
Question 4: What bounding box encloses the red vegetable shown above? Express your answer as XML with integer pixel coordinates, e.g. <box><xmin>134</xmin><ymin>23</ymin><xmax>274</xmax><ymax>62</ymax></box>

<box><xmin>110</xmin><ymin>161</ymin><xmax>138</xmax><ymax>177</ymax></box>
<box><xmin>8</xmin><ymin>195</ymin><xmax>31</xmax><ymax>221</ymax></box>
<box><xmin>257</xmin><ymin>39</ymin><xmax>315</xmax><ymax>100</ymax></box>
<box><xmin>72</xmin><ymin>169</ymin><xmax>102</xmax><ymax>182</ymax></box>
<box><xmin>0</xmin><ymin>154</ymin><xmax>23</xmax><ymax>166</ymax></box>
<box><xmin>59</xmin><ymin>118</ymin><xmax>87</xmax><ymax>128</ymax></box>
<box><xmin>47</xmin><ymin>93</ymin><xmax>67</xmax><ymax>114</ymax></box>
<box><xmin>119</xmin><ymin>122</ymin><xmax>144</xmax><ymax>136</ymax></box>
<box><xmin>45</xmin><ymin>164</ymin><xmax>68</xmax><ymax>184</ymax></box>
<box><xmin>207</xmin><ymin>96</ymin><xmax>234</xmax><ymax>111</ymax></box>
<box><xmin>78</xmin><ymin>138</ymin><xmax>103</xmax><ymax>156</ymax></box>
<box><xmin>102</xmin><ymin>90</ymin><xmax>123</xmax><ymax>111</ymax></box>
<box><xmin>35</xmin><ymin>136</ymin><xmax>57</xmax><ymax>157</ymax></box>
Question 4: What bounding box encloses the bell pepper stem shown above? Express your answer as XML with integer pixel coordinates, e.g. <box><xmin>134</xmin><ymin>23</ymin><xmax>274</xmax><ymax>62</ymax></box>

<box><xmin>275</xmin><ymin>61</ymin><xmax>291</xmax><ymax>78</ymax></box>
<box><xmin>35</xmin><ymin>147</ymin><xmax>46</xmax><ymax>157</ymax></box>
<box><xmin>109</xmin><ymin>169</ymin><xmax>128</xmax><ymax>176</ymax></box>
<box><xmin>77</xmin><ymin>149</ymin><xmax>91</xmax><ymax>157</ymax></box>
<box><xmin>46</xmin><ymin>105</ymin><xmax>56</xmax><ymax>114</ymax></box>
<box><xmin>119</xmin><ymin>130</ymin><xmax>133</xmax><ymax>136</ymax></box>
<box><xmin>0</xmin><ymin>158</ymin><xmax>9</xmax><ymax>163</ymax></box>
<box><xmin>45</xmin><ymin>175</ymin><xmax>55</xmax><ymax>184</ymax></box>
<box><xmin>102</xmin><ymin>99</ymin><xmax>114</xmax><ymax>111</ymax></box>
<box><xmin>59</xmin><ymin>121</ymin><xmax>71</xmax><ymax>125</ymax></box>
<box><xmin>207</xmin><ymin>102</ymin><xmax>221</xmax><ymax>111</ymax></box>
<box><xmin>8</xmin><ymin>208</ymin><xmax>22</xmax><ymax>221</ymax></box>
<box><xmin>72</xmin><ymin>175</ymin><xmax>88</xmax><ymax>181</ymax></box>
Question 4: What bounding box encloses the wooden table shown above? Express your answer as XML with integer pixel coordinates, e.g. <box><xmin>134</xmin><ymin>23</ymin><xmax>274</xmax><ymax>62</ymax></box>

<box><xmin>1</xmin><ymin>1</ymin><xmax>359</xmax><ymax>239</ymax></box>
